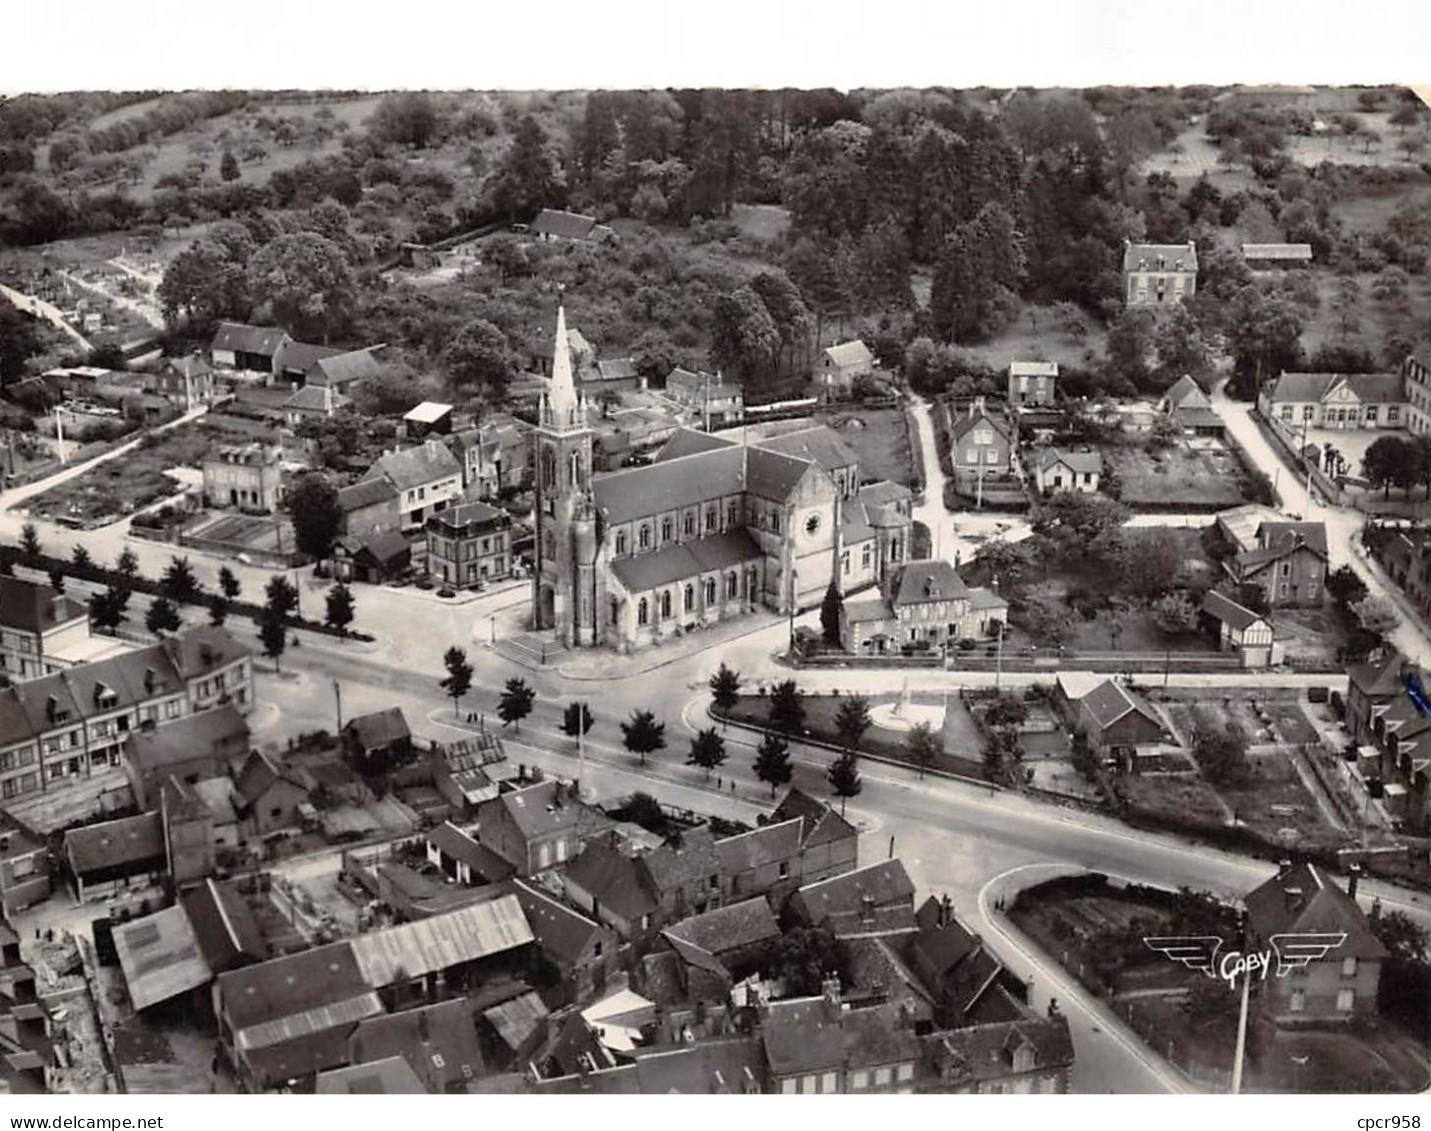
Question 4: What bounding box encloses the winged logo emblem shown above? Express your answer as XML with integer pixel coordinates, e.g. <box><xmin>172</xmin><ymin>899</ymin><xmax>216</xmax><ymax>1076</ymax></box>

<box><xmin>1268</xmin><ymin>932</ymin><xmax>1348</xmax><ymax>977</ymax></box>
<box><xmin>1142</xmin><ymin>935</ymin><xmax>1225</xmax><ymax>978</ymax></box>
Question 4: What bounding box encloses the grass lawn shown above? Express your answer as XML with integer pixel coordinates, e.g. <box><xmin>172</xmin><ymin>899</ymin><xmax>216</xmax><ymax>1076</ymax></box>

<box><xmin>1121</xmin><ymin>774</ymin><xmax>1232</xmax><ymax>827</ymax></box>
<box><xmin>720</xmin><ymin>692</ymin><xmax>989</xmax><ymax>781</ymax></box>
<box><xmin>1217</xmin><ymin>751</ymin><xmax>1349</xmax><ymax>848</ymax></box>
<box><xmin>945</xmin><ymin>299</ymin><xmax>1108</xmax><ymax>373</ymax></box>
<box><xmin>1104</xmin><ymin>442</ymin><xmax>1252</xmax><ymax>509</ymax></box>
<box><xmin>26</xmin><ymin>424</ymin><xmax>214</xmax><ymax>523</ymax></box>
<box><xmin>815</xmin><ymin>407</ymin><xmax>915</xmax><ymax>487</ymax></box>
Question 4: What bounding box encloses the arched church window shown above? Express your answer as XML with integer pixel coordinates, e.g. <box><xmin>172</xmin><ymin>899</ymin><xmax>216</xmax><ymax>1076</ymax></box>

<box><xmin>726</xmin><ymin>572</ymin><xmax>738</xmax><ymax>599</ymax></box>
<box><xmin>704</xmin><ymin>578</ymin><xmax>716</xmax><ymax>604</ymax></box>
<box><xmin>660</xmin><ymin>590</ymin><xmax>672</xmax><ymax>618</ymax></box>
<box><xmin>615</xmin><ymin>530</ymin><xmax>628</xmax><ymax>556</ymax></box>
<box><xmin>639</xmin><ymin>524</ymin><xmax>651</xmax><ymax>550</ymax></box>
<box><xmin>684</xmin><ymin>584</ymin><xmax>695</xmax><ymax>612</ymax></box>
<box><xmin>661</xmin><ymin>517</ymin><xmax>673</xmax><ymax>543</ymax></box>
<box><xmin>638</xmin><ymin>598</ymin><xmax>649</xmax><ymax>626</ymax></box>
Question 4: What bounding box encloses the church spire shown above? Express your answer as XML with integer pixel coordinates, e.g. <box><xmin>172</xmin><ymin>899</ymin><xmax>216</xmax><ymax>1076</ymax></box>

<box><xmin>548</xmin><ymin>303</ymin><xmax>578</xmax><ymax>429</ymax></box>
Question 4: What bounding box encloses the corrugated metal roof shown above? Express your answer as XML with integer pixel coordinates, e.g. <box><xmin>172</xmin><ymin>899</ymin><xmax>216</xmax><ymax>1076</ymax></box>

<box><xmin>113</xmin><ymin>905</ymin><xmax>214</xmax><ymax>1012</ymax></box>
<box><xmin>347</xmin><ymin>893</ymin><xmax>534</xmax><ymax>985</ymax></box>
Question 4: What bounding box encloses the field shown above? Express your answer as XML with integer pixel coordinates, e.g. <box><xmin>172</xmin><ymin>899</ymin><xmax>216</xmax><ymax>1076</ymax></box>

<box><xmin>729</xmin><ymin>204</ymin><xmax>791</xmax><ymax>243</ymax></box>
<box><xmin>945</xmin><ymin>299</ymin><xmax>1108</xmax><ymax>372</ymax></box>
<box><xmin>1104</xmin><ymin>441</ymin><xmax>1252</xmax><ymax>509</ymax></box>
<box><xmin>1299</xmin><ymin>270</ymin><xmax>1431</xmax><ymax>357</ymax></box>
<box><xmin>813</xmin><ymin>407</ymin><xmax>915</xmax><ymax>487</ymax></box>
<box><xmin>1216</xmin><ymin>750</ymin><xmax>1348</xmax><ymax>846</ymax></box>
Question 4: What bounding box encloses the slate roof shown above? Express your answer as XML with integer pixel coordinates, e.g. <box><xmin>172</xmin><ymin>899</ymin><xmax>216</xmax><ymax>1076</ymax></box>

<box><xmin>211</xmin><ymin>322</ymin><xmax>289</xmax><ymax>358</ymax></box>
<box><xmin>0</xmin><ymin>576</ymin><xmax>87</xmax><ymax>635</ymax></box>
<box><xmin>910</xmin><ymin>918</ymin><xmax>1005</xmax><ymax>1016</ymax></box>
<box><xmin>343</xmin><ymin>707</ymin><xmax>410</xmax><ymax>752</ymax></box>
<box><xmin>1243</xmin><ymin>243</ymin><xmax>1313</xmax><ymax>261</ymax></box>
<box><xmin>1173</xmin><ymin>405</ymin><xmax>1223</xmax><ymax>431</ymax></box>
<box><xmin>791</xmin><ymin>860</ymin><xmax>915</xmax><ymax>926</ymax></box>
<box><xmin>839</xmin><ymin>594</ymin><xmax>891</xmax><ymax>626</ymax></box>
<box><xmin>1259</xmin><ymin>520</ymin><xmax>1329</xmax><ymax>558</ymax></box>
<box><xmin>632</xmin><ymin>1036</ymin><xmax>765</xmax><ymax>1094</ymax></box>
<box><xmin>1244</xmin><ymin>862</ymin><xmax>1388</xmax><ymax>961</ymax></box>
<box><xmin>771</xmin><ymin>787</ymin><xmax>857</xmax><ymax>848</ymax></box>
<box><xmin>1010</xmin><ymin>361</ymin><xmax>1059</xmax><ymax>377</ymax></box>
<box><xmin>124</xmin><ymin>704</ymin><xmax>249</xmax><ymax>776</ymax></box>
<box><xmin>512</xmin><ymin>878</ymin><xmax>603</xmax><ymax>969</ymax></box>
<box><xmin>338</xmin><ymin>477</ymin><xmax>400</xmax><ymax>513</ymax></box>
<box><xmin>1265</xmin><ymin>371</ymin><xmax>1404</xmax><ymax>406</ymax></box>
<box><xmin>594</xmin><ymin>358</ymin><xmax>638</xmax><ymax>382</ymax></box>
<box><xmin>950</xmin><ymin>404</ymin><xmax>1013</xmax><ymax>443</ymax></box>
<box><xmin>1201</xmin><ymin>590</ymin><xmax>1268</xmax><ymax>633</ymax></box>
<box><xmin>316</xmin><ymin>1055</ymin><xmax>427</xmax><ymax>1095</ymax></box>
<box><xmin>1035</xmin><ymin>448</ymin><xmax>1102</xmax><ymax>475</ymax></box>
<box><xmin>663</xmin><ymin>898</ymin><xmax>780</xmax><ymax>958</ymax></box>
<box><xmin>653</xmin><ymin>429</ymin><xmax>735</xmax><ymax>463</ymax></box>
<box><xmin>754</xmin><ymin>425</ymin><xmax>859</xmax><ymax>473</ymax></box>
<box><xmin>609</xmin><ymin>529</ymin><xmax>764</xmax><ymax>594</ymax></box>
<box><xmin>348</xmin><ymin>998</ymin><xmax>483</xmax><ymax>1093</ymax></box>
<box><xmin>481</xmin><ymin>780</ymin><xmax>593</xmax><ymax>842</ymax></box>
<box><xmin>426</xmin><ymin>822</ymin><xmax>516</xmax><ymax>882</ymax></box>
<box><xmin>1123</xmin><ymin>241</ymin><xmax>1198</xmax><ymax>273</ymax></box>
<box><xmin>531</xmin><ymin>209</ymin><xmax>599</xmax><ymax>240</ymax></box>
<box><xmin>562</xmin><ymin>839</ymin><xmax>660</xmax><ymax>921</ymax></box>
<box><xmin>274</xmin><ymin>341</ymin><xmax>341</xmax><ymax>374</ymax></box>
<box><xmin>763</xmin><ymin>999</ymin><xmax>918</xmax><ymax>1077</ymax></box>
<box><xmin>65</xmin><ymin>812</ymin><xmax>164</xmax><ymax>876</ymax></box>
<box><xmin>1348</xmin><ymin>651</ymin><xmax>1415</xmax><ymax>698</ymax></box>
<box><xmin>1077</xmin><ymin>679</ymin><xmax>1164</xmax><ymax>735</ymax></box>
<box><xmin>309</xmin><ymin>349</ymin><xmax>381</xmax><ymax>388</ymax></box>
<box><xmin>823</xmin><ymin>341</ymin><xmax>874</xmax><ymax>368</ymax></box>
<box><xmin>592</xmin><ymin>446</ymin><xmax>745</xmax><ymax>524</ymax></box>
<box><xmin>216</xmin><ymin>940</ymin><xmax>373</xmax><ymax>1032</ymax></box>
<box><xmin>893</xmin><ymin>560</ymin><xmax>969</xmax><ymax>607</ymax></box>
<box><xmin>369</xmin><ymin>443</ymin><xmax>462</xmax><ymax>491</ymax></box>
<box><xmin>1164</xmin><ymin>374</ymin><xmax>1210</xmax><ymax>410</ymax></box>
<box><xmin>715</xmin><ymin>818</ymin><xmax>804</xmax><ymax>877</ymax></box>
<box><xmin>745</xmin><ymin>445</ymin><xmax>815</xmax><ymax>500</ymax></box>
<box><xmin>234</xmin><ymin>749</ymin><xmax>306</xmax><ymax>806</ymax></box>
<box><xmin>182</xmin><ymin>878</ymin><xmax>268</xmax><ymax>973</ymax></box>
<box><xmin>642</xmin><ymin>825</ymin><xmax>720</xmax><ymax>898</ymax></box>
<box><xmin>925</xmin><ymin>1017</ymin><xmax>1075</xmax><ymax>1085</ymax></box>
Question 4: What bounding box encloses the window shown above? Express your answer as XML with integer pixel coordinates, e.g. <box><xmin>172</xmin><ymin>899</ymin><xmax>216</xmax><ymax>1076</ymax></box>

<box><xmin>639</xmin><ymin>524</ymin><xmax>651</xmax><ymax>550</ymax></box>
<box><xmin>805</xmin><ymin>514</ymin><xmax>821</xmax><ymax>537</ymax></box>
<box><xmin>875</xmin><ymin>1067</ymin><xmax>892</xmax><ymax>1087</ymax></box>
<box><xmin>896</xmin><ymin>1064</ymin><xmax>913</xmax><ymax>1083</ymax></box>
<box><xmin>975</xmin><ymin>427</ymin><xmax>992</xmax><ymax>445</ymax></box>
<box><xmin>1280</xmin><ymin>562</ymin><xmax>1292</xmax><ymax>577</ymax></box>
<box><xmin>726</xmin><ymin>572</ymin><xmax>738</xmax><ymax>599</ymax></box>
<box><xmin>1342</xmin><ymin>956</ymin><xmax>1358</xmax><ymax>978</ymax></box>
<box><xmin>842</xmin><ymin>551</ymin><xmax>850</xmax><ymax>576</ymax></box>
<box><xmin>1303</xmin><ymin>405</ymin><xmax>1315</xmax><ymax>421</ymax></box>
<box><xmin>851</xmin><ymin>1070</ymin><xmax>868</xmax><ymax>1091</ymax></box>
<box><xmin>1336</xmin><ymin>988</ymin><xmax>1355</xmax><ymax>1012</ymax></box>
<box><xmin>820</xmin><ymin>1072</ymin><xmax>837</xmax><ymax>1094</ymax></box>
<box><xmin>778</xmin><ymin>861</ymin><xmax>789</xmax><ymax>878</ymax></box>
<box><xmin>615</xmin><ymin>531</ymin><xmax>627</xmax><ymax>555</ymax></box>
<box><xmin>661</xmin><ymin>591</ymin><xmax>672</xmax><ymax>618</ymax></box>
<box><xmin>771</xmin><ymin>511</ymin><xmax>781</xmax><ymax>534</ymax></box>
<box><xmin>706</xmin><ymin>506</ymin><xmax>717</xmax><ymax>529</ymax></box>
<box><xmin>661</xmin><ymin>517</ymin><xmax>673</xmax><ymax>543</ymax></box>
<box><xmin>709</xmin><ymin>874</ymin><xmax>719</xmax><ymax>890</ymax></box>
<box><xmin>862</xmin><ymin>545</ymin><xmax>872</xmax><ymax>568</ymax></box>
<box><xmin>610</xmin><ymin>599</ymin><xmax>620</xmax><ymax>627</ymax></box>
<box><xmin>966</xmin><ymin>449</ymin><xmax>978</xmax><ymax>465</ymax></box>
<box><xmin>1289</xmin><ymin>989</ymin><xmax>1306</xmax><ymax>1013</ymax></box>
<box><xmin>638</xmin><ymin>599</ymin><xmax>649</xmax><ymax>626</ymax></box>
<box><xmin>684</xmin><ymin>584</ymin><xmax>695</xmax><ymax>612</ymax></box>
<box><xmin>781</xmin><ymin>1080</ymin><xmax>797</xmax><ymax>1096</ymax></box>
<box><xmin>684</xmin><ymin>512</ymin><xmax>696</xmax><ymax>536</ymax></box>
<box><xmin>704</xmin><ymin>578</ymin><xmax>716</xmax><ymax>604</ymax></box>
<box><xmin>1280</xmin><ymin>405</ymin><xmax>1293</xmax><ymax>422</ymax></box>
<box><xmin>727</xmin><ymin>500</ymin><xmax>738</xmax><ymax>526</ymax></box>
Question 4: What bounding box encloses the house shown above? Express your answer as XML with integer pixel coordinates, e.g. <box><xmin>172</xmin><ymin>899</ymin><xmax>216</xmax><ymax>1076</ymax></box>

<box><xmin>426</xmin><ymin>822</ymin><xmax>515</xmax><ymax>886</ymax></box>
<box><xmin>1258</xmin><ymin>371</ymin><xmax>1406</xmax><ymax>431</ymax></box>
<box><xmin>949</xmin><ymin>398</ymin><xmax>1014</xmax><ymax>500</ymax></box>
<box><xmin>0</xmin><ymin>576</ymin><xmax>93</xmax><ymax>680</ymax></box>
<box><xmin>1054</xmin><ymin>674</ymin><xmax>1165</xmax><ymax>750</ymax></box>
<box><xmin>818</xmin><ymin>341</ymin><xmax>875</xmax><ymax>399</ymax></box>
<box><xmin>0</xmin><ymin>626</ymin><xmax>252</xmax><ymax>808</ymax></box>
<box><xmin>182</xmin><ymin>877</ymin><xmax>268</xmax><ymax>974</ymax></box>
<box><xmin>425</xmin><ymin>502</ymin><xmax>512</xmax><ymax>589</ymax></box>
<box><xmin>1377</xmin><ymin>527</ymin><xmax>1431</xmax><ymax>624</ymax></box>
<box><xmin>447</xmin><ymin>415</ymin><xmax>531</xmax><ymax>499</ymax></box>
<box><xmin>232</xmin><ymin>750</ymin><xmax>310</xmax><ymax>837</ymax></box>
<box><xmin>157</xmin><ymin>353</ymin><xmax>216</xmax><ymax>406</ymax></box>
<box><xmin>342</xmin><ymin>707</ymin><xmax>412</xmax><ymax>773</ymax></box>
<box><xmin>561</xmin><ymin>837</ymin><xmax>661</xmax><ymax>941</ymax></box>
<box><xmin>403</xmin><ymin>401</ymin><xmax>454</xmax><ymax>440</ymax></box>
<box><xmin>1242</xmin><ymin>243</ymin><xmax>1313</xmax><ymax>268</ymax></box>
<box><xmin>273</xmin><ymin>341</ymin><xmax>341</xmax><ymax>384</ymax></box>
<box><xmin>1343</xmin><ymin>650</ymin><xmax>1431</xmax><ymax>828</ymax></box>
<box><xmin>1200</xmin><ymin>591</ymin><xmax>1277</xmax><ymax>669</ymax></box>
<box><xmin>122</xmin><ymin>703</ymin><xmax>250</xmax><ymax>810</ymax></box>
<box><xmin>202</xmin><ymin>443</ymin><xmax>283</xmax><ymax>514</ymax></box>
<box><xmin>337</xmin><ymin>477</ymin><xmax>402</xmax><ymax>538</ymax></box>
<box><xmin>476</xmin><ymin>780</ymin><xmax>610</xmax><ymax>876</ymax></box>
<box><xmin>1032</xmin><ymin>448</ymin><xmax>1101</xmax><ymax>495</ymax></box>
<box><xmin>347</xmin><ymin>997</ymin><xmax>485</xmax><ymax>1094</ymax></box>
<box><xmin>210</xmin><ymin>322</ymin><xmax>291</xmax><ymax>377</ymax></box>
<box><xmin>1212</xmin><ymin>503</ymin><xmax>1287</xmax><ymax>555</ymax></box>
<box><xmin>1229</xmin><ymin>520</ymin><xmax>1328</xmax><ymax>608</ymax></box>
<box><xmin>63</xmin><ymin>811</ymin><xmax>165</xmax><ymax>901</ymax></box>
<box><xmin>1402</xmin><ymin>347</ymin><xmax>1431</xmax><ymax>435</ymax></box>
<box><xmin>1244</xmin><ymin>861</ymin><xmax>1387</xmax><ymax>1025</ymax></box>
<box><xmin>306</xmin><ymin>348</ymin><xmax>382</xmax><ymax>392</ymax></box>
<box><xmin>1008</xmin><ymin>361</ymin><xmax>1057</xmax><ymax>407</ymax></box>
<box><xmin>1159</xmin><ymin>375</ymin><xmax>1223</xmax><ymax>435</ymax></box>
<box><xmin>0</xmin><ymin>816</ymin><xmax>49</xmax><ymax>918</ymax></box>
<box><xmin>530</xmin><ymin>209</ymin><xmax>607</xmax><ymax>244</ymax></box>
<box><xmin>762</xmin><ymin>990</ymin><xmax>921</xmax><ymax>1094</ymax></box>
<box><xmin>768</xmin><ymin>787</ymin><xmax>859</xmax><ymax>885</ymax></box>
<box><xmin>664</xmin><ymin>368</ymin><xmax>744</xmax><ymax>426</ymax></box>
<box><xmin>840</xmin><ymin>560</ymin><xmax>1007</xmax><ymax>655</ymax></box>
<box><xmin>1122</xmin><ymin>240</ymin><xmax>1198</xmax><ymax>306</ymax></box>
<box><xmin>282</xmin><ymin>383</ymin><xmax>349</xmax><ymax>427</ymax></box>
<box><xmin>332</xmin><ymin>530</ymin><xmax>412</xmax><ymax>585</ymax></box>
<box><xmin>367</xmin><ymin>440</ymin><xmax>464</xmax><ymax>531</ymax></box>
<box><xmin>512</xmin><ymin>877</ymin><xmax>618</xmax><ymax>1004</ymax></box>
<box><xmin>584</xmin><ymin>358</ymin><xmax>644</xmax><ymax>395</ymax></box>
<box><xmin>714</xmin><ymin>818</ymin><xmax>806</xmax><ymax>904</ymax></box>
<box><xmin>316</xmin><ymin>1055</ymin><xmax>427</xmax><ymax>1095</ymax></box>
<box><xmin>922</xmin><ymin>1016</ymin><xmax>1074</xmax><ymax>1093</ymax></box>
<box><xmin>659</xmin><ymin>898</ymin><xmax>782</xmax><ymax>1002</ymax></box>
<box><xmin>786</xmin><ymin>859</ymin><xmax>917</xmax><ymax>939</ymax></box>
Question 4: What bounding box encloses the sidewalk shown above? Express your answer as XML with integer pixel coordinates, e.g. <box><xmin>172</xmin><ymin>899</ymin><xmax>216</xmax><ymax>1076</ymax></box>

<box><xmin>555</xmin><ymin>611</ymin><xmax>786</xmax><ymax>681</ymax></box>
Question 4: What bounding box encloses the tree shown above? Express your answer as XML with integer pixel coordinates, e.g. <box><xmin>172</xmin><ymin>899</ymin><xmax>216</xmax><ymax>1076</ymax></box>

<box><xmin>145</xmin><ymin>597</ymin><xmax>182</xmax><ymax>636</ymax></box>
<box><xmin>47</xmin><ymin>567</ymin><xmax>64</xmax><ymax>594</ymax></box>
<box><xmin>369</xmin><ymin>92</ymin><xmax>441</xmax><ymax>149</ymax></box>
<box><xmin>70</xmin><ymin>545</ymin><xmax>92</xmax><ymax>571</ymax></box>
<box><xmin>1151</xmin><ymin>591</ymin><xmax>1199</xmax><ymax>635</ymax></box>
<box><xmin>1351</xmin><ymin>595</ymin><xmax>1400</xmax><ymax>639</ymax></box>
<box><xmin>620</xmin><ymin>709</ymin><xmax>666</xmax><ymax>766</ymax></box>
<box><xmin>157</xmin><ymin>239</ymin><xmax>251</xmax><ymax>331</ymax></box>
<box><xmin>982</xmin><ymin>728</ymin><xmax>1025</xmax><ymax>786</ymax></box>
<box><xmin>768</xmin><ymin>926</ymin><xmax>845</xmax><ymax>996</ymax></box>
<box><xmin>1191</xmin><ymin>716</ymin><xmax>1248</xmax><ymax>786</ymax></box>
<box><xmin>19</xmin><ymin>523</ymin><xmax>39</xmax><ymax>556</ymax></box>
<box><xmin>219</xmin><ymin>149</ymin><xmax>240</xmax><ymax>182</ymax></box>
<box><xmin>709</xmin><ymin>662</ymin><xmax>742</xmax><ymax>713</ymax></box>
<box><xmin>753</xmin><ymin>732</ymin><xmax>793</xmax><ymax>797</ymax></box>
<box><xmin>264</xmin><ymin>575</ymin><xmax>299</xmax><ymax>623</ymax></box>
<box><xmin>1326</xmin><ymin>564</ymin><xmax>1368</xmax><ymax>608</ymax></box>
<box><xmin>208</xmin><ymin>593</ymin><xmax>228</xmax><ymax>627</ymax></box>
<box><xmin>820</xmin><ymin>581</ymin><xmax>843</xmax><ymax>647</ymax></box>
<box><xmin>88</xmin><ymin>586</ymin><xmax>129</xmax><ymax>633</ymax></box>
<box><xmin>160</xmin><ymin>555</ymin><xmax>200</xmax><ymax>601</ymax></box>
<box><xmin>687</xmin><ymin>726</ymin><xmax>727</xmax><ymax>779</ymax></box>
<box><xmin>834</xmin><ymin>695</ymin><xmax>872</xmax><ymax>752</ymax></box>
<box><xmin>0</xmin><ymin>303</ymin><xmax>43</xmax><ymax>386</ymax></box>
<box><xmin>768</xmin><ymin>679</ymin><xmax>806</xmax><ymax>734</ymax></box>
<box><xmin>258</xmin><ymin>612</ymin><xmax>288</xmax><ymax>671</ymax></box>
<box><xmin>562</xmin><ymin>701</ymin><xmax>595</xmax><ymax>738</ymax></box>
<box><xmin>218</xmin><ymin>565</ymin><xmax>241</xmax><ymax>601</ymax></box>
<box><xmin>1373</xmin><ymin>910</ymin><xmax>1429</xmax><ymax>963</ymax></box>
<box><xmin>246</xmin><ymin>231</ymin><xmax>355</xmax><ymax>342</ymax></box>
<box><xmin>444</xmin><ymin>318</ymin><xmax>514</xmax><ymax>401</ymax></box>
<box><xmin>1119</xmin><ymin>530</ymin><xmax>1183</xmax><ymax>599</ymax></box>
<box><xmin>288</xmin><ymin>474</ymin><xmax>344</xmax><ymax>563</ymax></box>
<box><xmin>1364</xmin><ymin>435</ymin><xmax>1415</xmax><ymax>498</ymax></box>
<box><xmin>325</xmin><ymin>582</ymin><xmax>355</xmax><ymax>636</ymax></box>
<box><xmin>906</xmin><ymin>721</ymin><xmax>941</xmax><ymax>780</ymax></box>
<box><xmin>489</xmin><ymin>115</ymin><xmax>559</xmax><ymax>221</ymax></box>
<box><xmin>710</xmin><ymin>285</ymin><xmax>781</xmax><ymax>386</ymax></box>
<box><xmin>827</xmin><ymin>753</ymin><xmax>862</xmax><ymax>813</ymax></box>
<box><xmin>116</xmin><ymin>547</ymin><xmax>139</xmax><ymax>578</ymax></box>
<box><xmin>1070</xmin><ymin>728</ymin><xmax>1099</xmax><ymax>780</ymax></box>
<box><xmin>436</xmin><ymin>646</ymin><xmax>472</xmax><ymax>717</ymax></box>
<box><xmin>984</xmin><ymin>692</ymin><xmax>1029</xmax><ymax>731</ymax></box>
<box><xmin>498</xmin><ymin>678</ymin><xmax>535</xmax><ymax>731</ymax></box>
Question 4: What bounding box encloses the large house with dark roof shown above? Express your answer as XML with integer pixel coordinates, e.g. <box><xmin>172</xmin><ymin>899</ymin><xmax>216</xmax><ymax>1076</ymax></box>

<box><xmin>1122</xmin><ymin>240</ymin><xmax>1197</xmax><ymax>306</ymax></box>
<box><xmin>210</xmin><ymin>322</ymin><xmax>292</xmax><ymax>377</ymax></box>
<box><xmin>839</xmin><ymin>559</ymin><xmax>1007</xmax><ymax>655</ymax></box>
<box><xmin>1227</xmin><ymin>520</ymin><xmax>1328</xmax><ymax>608</ymax></box>
<box><xmin>0</xmin><ymin>576</ymin><xmax>97</xmax><ymax>680</ymax></box>
<box><xmin>1259</xmin><ymin>370</ymin><xmax>1406</xmax><ymax>431</ymax></box>
<box><xmin>1054</xmin><ymin>673</ymin><xmax>1165</xmax><ymax>750</ymax></box>
<box><xmin>530</xmin><ymin>309</ymin><xmax>913</xmax><ymax>651</ymax></box>
<box><xmin>367</xmin><ymin>440</ymin><xmax>464</xmax><ymax>532</ymax></box>
<box><xmin>1345</xmin><ymin>650</ymin><xmax>1431</xmax><ymax>830</ymax></box>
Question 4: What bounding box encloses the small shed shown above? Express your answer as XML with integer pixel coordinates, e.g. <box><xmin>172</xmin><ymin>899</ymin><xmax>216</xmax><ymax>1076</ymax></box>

<box><xmin>343</xmin><ymin>707</ymin><xmax>413</xmax><ymax>773</ymax></box>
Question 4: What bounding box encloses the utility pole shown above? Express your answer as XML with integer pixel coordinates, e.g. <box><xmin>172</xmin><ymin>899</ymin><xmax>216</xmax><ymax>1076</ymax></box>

<box><xmin>1231</xmin><ymin>913</ymin><xmax>1252</xmax><ymax>1094</ymax></box>
<box><xmin>576</xmin><ymin>707</ymin><xmax>585</xmax><ymax>800</ymax></box>
<box><xmin>995</xmin><ymin>619</ymin><xmax>1005</xmax><ymax>690</ymax></box>
<box><xmin>333</xmin><ymin>679</ymin><xmax>342</xmax><ymax>732</ymax></box>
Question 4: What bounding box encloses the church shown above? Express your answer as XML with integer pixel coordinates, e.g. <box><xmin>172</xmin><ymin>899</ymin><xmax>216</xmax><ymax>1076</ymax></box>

<box><xmin>531</xmin><ymin>308</ymin><xmax>915</xmax><ymax>652</ymax></box>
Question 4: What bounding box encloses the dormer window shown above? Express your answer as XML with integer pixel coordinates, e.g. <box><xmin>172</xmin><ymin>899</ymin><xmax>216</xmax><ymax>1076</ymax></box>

<box><xmin>94</xmin><ymin>682</ymin><xmax>117</xmax><ymax>710</ymax></box>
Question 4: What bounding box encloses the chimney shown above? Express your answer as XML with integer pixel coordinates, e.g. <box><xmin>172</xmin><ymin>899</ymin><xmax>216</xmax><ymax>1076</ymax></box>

<box><xmin>1347</xmin><ymin>863</ymin><xmax>1361</xmax><ymax>901</ymax></box>
<box><xmin>972</xmin><ymin>396</ymin><xmax>986</xmax><ymax>418</ymax></box>
<box><xmin>941</xmin><ymin>894</ymin><xmax>953</xmax><ymax>927</ymax></box>
<box><xmin>821</xmin><ymin>974</ymin><xmax>841</xmax><ymax>1016</ymax></box>
<box><xmin>1370</xmin><ymin>896</ymin><xmax>1382</xmax><ymax>926</ymax></box>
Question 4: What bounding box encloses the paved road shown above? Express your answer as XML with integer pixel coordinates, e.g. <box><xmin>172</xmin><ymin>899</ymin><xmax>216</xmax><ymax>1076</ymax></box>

<box><xmin>1210</xmin><ymin>381</ymin><xmax>1431</xmax><ymax>665</ymax></box>
<box><xmin>0</xmin><ymin>281</ymin><xmax>93</xmax><ymax>351</ymax></box>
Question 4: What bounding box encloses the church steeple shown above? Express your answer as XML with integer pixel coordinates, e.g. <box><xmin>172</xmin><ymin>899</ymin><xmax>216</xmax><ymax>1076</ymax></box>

<box><xmin>542</xmin><ymin>304</ymin><xmax>582</xmax><ymax>431</ymax></box>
